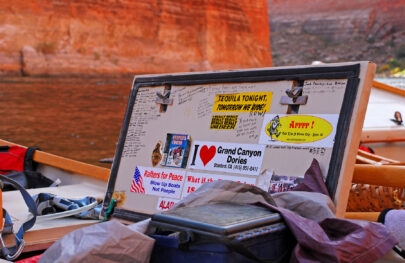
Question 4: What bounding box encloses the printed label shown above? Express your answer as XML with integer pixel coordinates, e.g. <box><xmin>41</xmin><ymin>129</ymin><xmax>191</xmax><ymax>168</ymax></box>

<box><xmin>269</xmin><ymin>175</ymin><xmax>304</xmax><ymax>194</ymax></box>
<box><xmin>156</xmin><ymin>197</ymin><xmax>178</xmax><ymax>211</ymax></box>
<box><xmin>188</xmin><ymin>141</ymin><xmax>265</xmax><ymax>175</ymax></box>
<box><xmin>259</xmin><ymin>114</ymin><xmax>338</xmax><ymax>147</ymax></box>
<box><xmin>210</xmin><ymin>115</ymin><xmax>238</xmax><ymax>129</ymax></box>
<box><xmin>213</xmin><ymin>92</ymin><xmax>272</xmax><ymax>113</ymax></box>
<box><xmin>182</xmin><ymin>172</ymin><xmax>256</xmax><ymax>198</ymax></box>
<box><xmin>129</xmin><ymin>166</ymin><xmax>185</xmax><ymax>198</ymax></box>
<box><xmin>162</xmin><ymin>134</ymin><xmax>190</xmax><ymax>168</ymax></box>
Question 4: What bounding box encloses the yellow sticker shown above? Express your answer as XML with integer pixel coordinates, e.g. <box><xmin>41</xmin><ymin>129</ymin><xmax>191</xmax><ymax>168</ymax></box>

<box><xmin>263</xmin><ymin>115</ymin><xmax>334</xmax><ymax>144</ymax></box>
<box><xmin>210</xmin><ymin>115</ymin><xmax>238</xmax><ymax>129</ymax></box>
<box><xmin>213</xmin><ymin>92</ymin><xmax>272</xmax><ymax>113</ymax></box>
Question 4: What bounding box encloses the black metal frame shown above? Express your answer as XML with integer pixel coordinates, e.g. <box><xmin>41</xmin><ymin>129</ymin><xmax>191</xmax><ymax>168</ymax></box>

<box><xmin>102</xmin><ymin>64</ymin><xmax>361</xmax><ymax>221</ymax></box>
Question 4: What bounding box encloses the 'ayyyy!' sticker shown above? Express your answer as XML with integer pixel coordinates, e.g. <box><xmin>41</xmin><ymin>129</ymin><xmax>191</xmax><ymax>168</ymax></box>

<box><xmin>259</xmin><ymin>114</ymin><xmax>339</xmax><ymax>147</ymax></box>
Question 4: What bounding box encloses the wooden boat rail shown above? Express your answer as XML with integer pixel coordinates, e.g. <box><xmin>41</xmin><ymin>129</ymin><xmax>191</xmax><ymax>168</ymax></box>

<box><xmin>347</xmin><ymin>148</ymin><xmax>405</xmax><ymax>221</ymax></box>
<box><xmin>0</xmin><ymin>139</ymin><xmax>110</xmax><ymax>182</ymax></box>
<box><xmin>372</xmin><ymin>80</ymin><xmax>405</xmax><ymax>97</ymax></box>
<box><xmin>356</xmin><ymin>149</ymin><xmax>400</xmax><ymax>165</ymax></box>
<box><xmin>361</xmin><ymin>129</ymin><xmax>405</xmax><ymax>144</ymax></box>
<box><xmin>353</xmin><ymin>164</ymin><xmax>405</xmax><ymax>187</ymax></box>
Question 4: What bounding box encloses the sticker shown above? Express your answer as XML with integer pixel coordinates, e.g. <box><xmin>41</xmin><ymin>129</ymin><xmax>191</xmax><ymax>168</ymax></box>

<box><xmin>161</xmin><ymin>134</ymin><xmax>191</xmax><ymax>168</ymax></box>
<box><xmin>188</xmin><ymin>141</ymin><xmax>265</xmax><ymax>175</ymax></box>
<box><xmin>156</xmin><ymin>197</ymin><xmax>178</xmax><ymax>211</ymax></box>
<box><xmin>210</xmin><ymin>115</ymin><xmax>238</xmax><ymax>129</ymax></box>
<box><xmin>213</xmin><ymin>92</ymin><xmax>272</xmax><ymax>113</ymax></box>
<box><xmin>112</xmin><ymin>191</ymin><xmax>127</xmax><ymax>207</ymax></box>
<box><xmin>269</xmin><ymin>175</ymin><xmax>304</xmax><ymax>194</ymax></box>
<box><xmin>182</xmin><ymin>172</ymin><xmax>256</xmax><ymax>198</ymax></box>
<box><xmin>151</xmin><ymin>141</ymin><xmax>163</xmax><ymax>167</ymax></box>
<box><xmin>259</xmin><ymin>114</ymin><xmax>338</xmax><ymax>147</ymax></box>
<box><xmin>129</xmin><ymin>166</ymin><xmax>185</xmax><ymax>198</ymax></box>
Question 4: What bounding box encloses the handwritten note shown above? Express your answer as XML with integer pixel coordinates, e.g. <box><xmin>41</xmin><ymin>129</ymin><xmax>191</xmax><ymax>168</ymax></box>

<box><xmin>122</xmin><ymin>88</ymin><xmax>161</xmax><ymax>158</ymax></box>
<box><xmin>303</xmin><ymin>80</ymin><xmax>347</xmax><ymax>94</ymax></box>
<box><xmin>176</xmin><ymin>86</ymin><xmax>206</xmax><ymax>105</ymax></box>
<box><xmin>236</xmin><ymin>117</ymin><xmax>260</xmax><ymax>140</ymax></box>
<box><xmin>197</xmin><ymin>97</ymin><xmax>212</xmax><ymax>119</ymax></box>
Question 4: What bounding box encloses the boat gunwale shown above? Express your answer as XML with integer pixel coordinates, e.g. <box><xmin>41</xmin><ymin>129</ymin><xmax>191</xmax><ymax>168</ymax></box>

<box><xmin>0</xmin><ymin>139</ymin><xmax>110</xmax><ymax>182</ymax></box>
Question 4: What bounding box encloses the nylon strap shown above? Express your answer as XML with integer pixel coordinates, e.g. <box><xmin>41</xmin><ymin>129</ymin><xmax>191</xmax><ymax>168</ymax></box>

<box><xmin>0</xmin><ymin>172</ymin><xmax>37</xmax><ymax>260</ymax></box>
<box><xmin>24</xmin><ymin>147</ymin><xmax>40</xmax><ymax>171</ymax></box>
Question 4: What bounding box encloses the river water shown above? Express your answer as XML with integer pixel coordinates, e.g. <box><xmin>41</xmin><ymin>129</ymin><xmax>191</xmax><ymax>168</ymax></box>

<box><xmin>0</xmin><ymin>77</ymin><xmax>132</xmax><ymax>167</ymax></box>
<box><xmin>1</xmin><ymin>76</ymin><xmax>404</xmax><ymax>167</ymax></box>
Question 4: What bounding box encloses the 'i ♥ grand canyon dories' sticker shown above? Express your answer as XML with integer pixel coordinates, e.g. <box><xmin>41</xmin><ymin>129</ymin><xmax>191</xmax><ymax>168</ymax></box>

<box><xmin>188</xmin><ymin>141</ymin><xmax>265</xmax><ymax>175</ymax></box>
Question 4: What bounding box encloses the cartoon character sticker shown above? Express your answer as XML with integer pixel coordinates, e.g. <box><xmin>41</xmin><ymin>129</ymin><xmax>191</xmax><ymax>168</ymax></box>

<box><xmin>266</xmin><ymin>115</ymin><xmax>281</xmax><ymax>141</ymax></box>
<box><xmin>259</xmin><ymin>114</ymin><xmax>339</xmax><ymax>147</ymax></box>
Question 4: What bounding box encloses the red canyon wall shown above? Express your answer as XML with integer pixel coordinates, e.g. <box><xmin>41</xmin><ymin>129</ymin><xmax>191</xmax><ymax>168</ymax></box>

<box><xmin>268</xmin><ymin>0</ymin><xmax>405</xmax><ymax>66</ymax></box>
<box><xmin>0</xmin><ymin>0</ymin><xmax>271</xmax><ymax>76</ymax></box>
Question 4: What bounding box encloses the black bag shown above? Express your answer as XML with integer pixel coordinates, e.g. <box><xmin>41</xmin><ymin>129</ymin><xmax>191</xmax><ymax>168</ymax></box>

<box><xmin>0</xmin><ymin>145</ymin><xmax>54</xmax><ymax>191</ymax></box>
<box><xmin>149</xmin><ymin>202</ymin><xmax>295</xmax><ymax>263</ymax></box>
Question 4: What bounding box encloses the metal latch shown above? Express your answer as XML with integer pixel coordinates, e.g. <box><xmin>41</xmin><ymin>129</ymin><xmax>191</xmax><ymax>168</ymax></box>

<box><xmin>156</xmin><ymin>84</ymin><xmax>173</xmax><ymax>113</ymax></box>
<box><xmin>156</xmin><ymin>90</ymin><xmax>172</xmax><ymax>105</ymax></box>
<box><xmin>280</xmin><ymin>86</ymin><xmax>308</xmax><ymax>114</ymax></box>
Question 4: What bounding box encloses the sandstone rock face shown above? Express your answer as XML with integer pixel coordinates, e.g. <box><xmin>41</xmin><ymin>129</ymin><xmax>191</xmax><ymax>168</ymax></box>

<box><xmin>268</xmin><ymin>0</ymin><xmax>405</xmax><ymax>66</ymax></box>
<box><xmin>0</xmin><ymin>0</ymin><xmax>271</xmax><ymax>76</ymax></box>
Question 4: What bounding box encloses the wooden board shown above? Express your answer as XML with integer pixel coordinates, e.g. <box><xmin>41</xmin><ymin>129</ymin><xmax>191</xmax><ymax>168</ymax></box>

<box><xmin>103</xmin><ymin>62</ymin><xmax>376</xmax><ymax>219</ymax></box>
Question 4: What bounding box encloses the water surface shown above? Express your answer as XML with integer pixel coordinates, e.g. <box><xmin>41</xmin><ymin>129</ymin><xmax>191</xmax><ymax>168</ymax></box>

<box><xmin>0</xmin><ymin>77</ymin><xmax>132</xmax><ymax>167</ymax></box>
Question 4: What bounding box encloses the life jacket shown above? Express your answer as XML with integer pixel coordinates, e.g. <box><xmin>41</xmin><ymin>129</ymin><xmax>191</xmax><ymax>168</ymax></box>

<box><xmin>0</xmin><ymin>145</ymin><xmax>31</xmax><ymax>173</ymax></box>
<box><xmin>0</xmin><ymin>146</ymin><xmax>54</xmax><ymax>191</ymax></box>
<box><xmin>358</xmin><ymin>145</ymin><xmax>374</xmax><ymax>154</ymax></box>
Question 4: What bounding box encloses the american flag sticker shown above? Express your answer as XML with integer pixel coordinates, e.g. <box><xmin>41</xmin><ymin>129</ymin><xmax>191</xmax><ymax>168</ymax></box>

<box><xmin>130</xmin><ymin>166</ymin><xmax>146</xmax><ymax>193</ymax></box>
<box><xmin>129</xmin><ymin>166</ymin><xmax>185</xmax><ymax>198</ymax></box>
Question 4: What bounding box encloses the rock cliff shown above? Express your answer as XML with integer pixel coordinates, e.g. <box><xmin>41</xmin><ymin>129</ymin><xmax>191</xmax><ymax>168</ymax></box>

<box><xmin>0</xmin><ymin>0</ymin><xmax>271</xmax><ymax>76</ymax></box>
<box><xmin>268</xmin><ymin>0</ymin><xmax>405</xmax><ymax>68</ymax></box>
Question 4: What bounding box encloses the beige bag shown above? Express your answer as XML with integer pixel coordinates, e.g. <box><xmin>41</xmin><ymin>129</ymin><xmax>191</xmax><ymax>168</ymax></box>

<box><xmin>39</xmin><ymin>220</ymin><xmax>154</xmax><ymax>263</ymax></box>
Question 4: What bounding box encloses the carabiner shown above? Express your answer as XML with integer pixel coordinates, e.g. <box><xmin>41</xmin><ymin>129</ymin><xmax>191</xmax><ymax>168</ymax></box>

<box><xmin>0</xmin><ymin>230</ymin><xmax>25</xmax><ymax>261</ymax></box>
